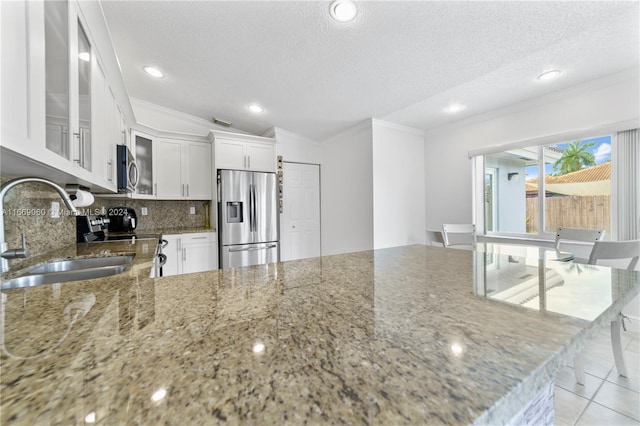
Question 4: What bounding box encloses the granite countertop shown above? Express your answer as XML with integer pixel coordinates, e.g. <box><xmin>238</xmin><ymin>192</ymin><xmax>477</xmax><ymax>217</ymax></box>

<box><xmin>1</xmin><ymin>244</ymin><xmax>638</xmax><ymax>425</ymax></box>
<box><xmin>154</xmin><ymin>227</ymin><xmax>216</xmax><ymax>235</ymax></box>
<box><xmin>105</xmin><ymin>227</ymin><xmax>216</xmax><ymax>237</ymax></box>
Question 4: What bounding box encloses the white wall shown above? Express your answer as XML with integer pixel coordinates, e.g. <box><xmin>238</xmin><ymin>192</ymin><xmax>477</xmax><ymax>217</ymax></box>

<box><xmin>321</xmin><ymin>121</ymin><xmax>374</xmax><ymax>255</ymax></box>
<box><xmin>485</xmin><ymin>157</ymin><xmax>527</xmax><ymax>233</ymax></box>
<box><xmin>372</xmin><ymin>119</ymin><xmax>425</xmax><ymax>249</ymax></box>
<box><xmin>424</xmin><ymin>69</ymin><xmax>640</xmax><ymax>231</ymax></box>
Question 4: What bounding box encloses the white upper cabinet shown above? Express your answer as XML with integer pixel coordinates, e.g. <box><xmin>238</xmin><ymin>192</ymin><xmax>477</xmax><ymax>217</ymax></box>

<box><xmin>154</xmin><ymin>139</ymin><xmax>182</xmax><ymax>199</ymax></box>
<box><xmin>183</xmin><ymin>141</ymin><xmax>213</xmax><ymax>199</ymax></box>
<box><xmin>1</xmin><ymin>0</ymin><xmax>129</xmax><ymax>192</ymax></box>
<box><xmin>214</xmin><ymin>132</ymin><xmax>276</xmax><ymax>172</ymax></box>
<box><xmin>132</xmin><ymin>131</ymin><xmax>156</xmax><ymax>199</ymax></box>
<box><xmin>155</xmin><ymin>138</ymin><xmax>212</xmax><ymax>200</ymax></box>
<box><xmin>43</xmin><ymin>0</ymin><xmax>94</xmax><ymax>174</ymax></box>
<box><xmin>1</xmin><ymin>1</ymin><xmax>45</xmax><ymax>159</ymax></box>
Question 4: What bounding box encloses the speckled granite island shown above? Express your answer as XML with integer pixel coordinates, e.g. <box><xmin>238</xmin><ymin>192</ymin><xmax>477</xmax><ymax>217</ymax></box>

<box><xmin>1</xmin><ymin>242</ymin><xmax>638</xmax><ymax>425</ymax></box>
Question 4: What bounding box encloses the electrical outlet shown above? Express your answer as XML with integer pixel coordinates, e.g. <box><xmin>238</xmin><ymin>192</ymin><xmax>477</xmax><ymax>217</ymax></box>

<box><xmin>190</xmin><ymin>206</ymin><xmax>196</xmax><ymax>215</ymax></box>
<box><xmin>141</xmin><ymin>207</ymin><xmax>148</xmax><ymax>216</ymax></box>
<box><xmin>50</xmin><ymin>201</ymin><xmax>60</xmax><ymax>218</ymax></box>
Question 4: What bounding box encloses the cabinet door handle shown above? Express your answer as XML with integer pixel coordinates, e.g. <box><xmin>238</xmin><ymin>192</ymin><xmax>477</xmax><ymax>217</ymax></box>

<box><xmin>186</xmin><ymin>184</ymin><xmax>189</xmax><ymax>197</ymax></box>
<box><xmin>73</xmin><ymin>132</ymin><xmax>81</xmax><ymax>164</ymax></box>
<box><xmin>190</xmin><ymin>236</ymin><xmax>208</xmax><ymax>240</ymax></box>
<box><xmin>154</xmin><ymin>183</ymin><xmax>157</xmax><ymax>195</ymax></box>
<box><xmin>107</xmin><ymin>160</ymin><xmax>113</xmax><ymax>182</ymax></box>
<box><xmin>248</xmin><ymin>155</ymin><xmax>250</xmax><ymax>169</ymax></box>
<box><xmin>182</xmin><ymin>247</ymin><xmax>186</xmax><ymax>262</ymax></box>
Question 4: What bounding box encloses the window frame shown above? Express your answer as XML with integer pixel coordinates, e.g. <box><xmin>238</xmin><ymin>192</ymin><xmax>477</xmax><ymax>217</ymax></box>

<box><xmin>472</xmin><ymin>132</ymin><xmax>617</xmax><ymax>241</ymax></box>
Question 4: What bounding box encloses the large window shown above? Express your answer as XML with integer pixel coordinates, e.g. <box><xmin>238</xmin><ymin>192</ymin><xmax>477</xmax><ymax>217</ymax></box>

<box><xmin>482</xmin><ymin>136</ymin><xmax>612</xmax><ymax>236</ymax></box>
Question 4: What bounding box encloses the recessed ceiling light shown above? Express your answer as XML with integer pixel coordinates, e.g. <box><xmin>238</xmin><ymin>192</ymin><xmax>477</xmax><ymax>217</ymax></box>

<box><xmin>537</xmin><ymin>69</ymin><xmax>562</xmax><ymax>81</ymax></box>
<box><xmin>144</xmin><ymin>66</ymin><xmax>164</xmax><ymax>78</ymax></box>
<box><xmin>445</xmin><ymin>104</ymin><xmax>466</xmax><ymax>114</ymax></box>
<box><xmin>329</xmin><ymin>0</ymin><xmax>357</xmax><ymax>22</ymax></box>
<box><xmin>248</xmin><ymin>104</ymin><xmax>264</xmax><ymax>113</ymax></box>
<box><xmin>78</xmin><ymin>52</ymin><xmax>91</xmax><ymax>62</ymax></box>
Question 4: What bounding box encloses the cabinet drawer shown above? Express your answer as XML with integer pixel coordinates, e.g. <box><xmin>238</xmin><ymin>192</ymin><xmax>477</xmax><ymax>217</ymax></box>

<box><xmin>180</xmin><ymin>232</ymin><xmax>216</xmax><ymax>243</ymax></box>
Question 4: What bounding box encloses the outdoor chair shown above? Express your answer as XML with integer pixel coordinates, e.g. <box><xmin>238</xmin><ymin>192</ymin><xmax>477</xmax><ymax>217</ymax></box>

<box><xmin>572</xmin><ymin>239</ymin><xmax>640</xmax><ymax>385</ymax></box>
<box><xmin>442</xmin><ymin>224</ymin><xmax>476</xmax><ymax>248</ymax></box>
<box><xmin>554</xmin><ymin>227</ymin><xmax>605</xmax><ymax>263</ymax></box>
<box><xmin>425</xmin><ymin>229</ymin><xmax>445</xmax><ymax>247</ymax></box>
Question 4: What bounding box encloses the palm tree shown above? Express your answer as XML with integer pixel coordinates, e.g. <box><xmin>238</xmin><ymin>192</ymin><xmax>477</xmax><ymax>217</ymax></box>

<box><xmin>552</xmin><ymin>140</ymin><xmax>596</xmax><ymax>175</ymax></box>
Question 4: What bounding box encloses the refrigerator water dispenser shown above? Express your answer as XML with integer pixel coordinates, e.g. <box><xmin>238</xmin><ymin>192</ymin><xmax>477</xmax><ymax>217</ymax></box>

<box><xmin>226</xmin><ymin>202</ymin><xmax>243</xmax><ymax>223</ymax></box>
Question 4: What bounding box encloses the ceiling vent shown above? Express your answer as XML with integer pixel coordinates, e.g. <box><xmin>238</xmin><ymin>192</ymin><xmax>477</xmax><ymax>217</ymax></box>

<box><xmin>212</xmin><ymin>117</ymin><xmax>232</xmax><ymax>127</ymax></box>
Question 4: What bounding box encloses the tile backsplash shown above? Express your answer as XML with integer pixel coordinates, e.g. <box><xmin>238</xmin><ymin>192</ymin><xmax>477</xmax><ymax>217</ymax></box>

<box><xmin>1</xmin><ymin>177</ymin><xmax>76</xmax><ymax>270</ymax></box>
<box><xmin>90</xmin><ymin>198</ymin><xmax>212</xmax><ymax>232</ymax></box>
<box><xmin>1</xmin><ymin>176</ymin><xmax>212</xmax><ymax>270</ymax></box>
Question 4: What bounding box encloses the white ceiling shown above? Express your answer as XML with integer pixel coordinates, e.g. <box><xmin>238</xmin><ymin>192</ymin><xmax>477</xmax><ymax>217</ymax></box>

<box><xmin>100</xmin><ymin>1</ymin><xmax>639</xmax><ymax>141</ymax></box>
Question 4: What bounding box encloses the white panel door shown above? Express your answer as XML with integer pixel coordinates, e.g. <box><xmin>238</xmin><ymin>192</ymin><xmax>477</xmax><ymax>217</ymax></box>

<box><xmin>280</xmin><ymin>163</ymin><xmax>321</xmax><ymax>261</ymax></box>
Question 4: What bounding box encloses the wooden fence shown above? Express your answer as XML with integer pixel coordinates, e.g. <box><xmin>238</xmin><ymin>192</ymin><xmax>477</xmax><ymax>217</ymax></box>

<box><xmin>526</xmin><ymin>195</ymin><xmax>611</xmax><ymax>235</ymax></box>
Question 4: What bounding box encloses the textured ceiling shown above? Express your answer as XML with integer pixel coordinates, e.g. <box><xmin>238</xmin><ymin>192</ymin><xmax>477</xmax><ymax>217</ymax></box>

<box><xmin>101</xmin><ymin>1</ymin><xmax>639</xmax><ymax>141</ymax></box>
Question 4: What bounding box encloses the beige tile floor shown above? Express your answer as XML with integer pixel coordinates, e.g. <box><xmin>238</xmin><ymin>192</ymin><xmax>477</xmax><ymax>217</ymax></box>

<box><xmin>555</xmin><ymin>327</ymin><xmax>640</xmax><ymax>425</ymax></box>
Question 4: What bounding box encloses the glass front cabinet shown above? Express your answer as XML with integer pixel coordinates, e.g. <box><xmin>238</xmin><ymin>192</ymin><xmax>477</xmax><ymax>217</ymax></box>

<box><xmin>44</xmin><ymin>0</ymin><xmax>93</xmax><ymax>173</ymax></box>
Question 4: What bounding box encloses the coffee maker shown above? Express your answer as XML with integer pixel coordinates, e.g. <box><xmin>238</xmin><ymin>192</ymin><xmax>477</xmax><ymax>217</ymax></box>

<box><xmin>107</xmin><ymin>207</ymin><xmax>137</xmax><ymax>232</ymax></box>
<box><xmin>76</xmin><ymin>215</ymin><xmax>110</xmax><ymax>242</ymax></box>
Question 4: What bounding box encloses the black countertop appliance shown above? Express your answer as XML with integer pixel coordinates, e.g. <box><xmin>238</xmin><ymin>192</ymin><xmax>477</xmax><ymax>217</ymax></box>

<box><xmin>107</xmin><ymin>207</ymin><xmax>137</xmax><ymax>232</ymax></box>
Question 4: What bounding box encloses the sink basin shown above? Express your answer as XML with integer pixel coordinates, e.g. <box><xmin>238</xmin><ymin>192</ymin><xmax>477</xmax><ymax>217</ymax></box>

<box><xmin>23</xmin><ymin>255</ymin><xmax>134</xmax><ymax>274</ymax></box>
<box><xmin>1</xmin><ymin>255</ymin><xmax>134</xmax><ymax>290</ymax></box>
<box><xmin>1</xmin><ymin>265</ymin><xmax>128</xmax><ymax>290</ymax></box>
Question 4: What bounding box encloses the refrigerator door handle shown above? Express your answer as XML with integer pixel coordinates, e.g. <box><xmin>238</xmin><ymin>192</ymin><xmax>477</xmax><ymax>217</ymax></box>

<box><xmin>251</xmin><ymin>184</ymin><xmax>257</xmax><ymax>232</ymax></box>
<box><xmin>247</xmin><ymin>184</ymin><xmax>253</xmax><ymax>232</ymax></box>
<box><xmin>229</xmin><ymin>244</ymin><xmax>277</xmax><ymax>253</ymax></box>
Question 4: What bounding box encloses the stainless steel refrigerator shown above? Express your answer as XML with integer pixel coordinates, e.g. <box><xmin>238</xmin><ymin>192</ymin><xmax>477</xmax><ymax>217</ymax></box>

<box><xmin>217</xmin><ymin>169</ymin><xmax>279</xmax><ymax>268</ymax></box>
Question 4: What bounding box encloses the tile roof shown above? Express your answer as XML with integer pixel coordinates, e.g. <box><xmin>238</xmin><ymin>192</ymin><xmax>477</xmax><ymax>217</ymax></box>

<box><xmin>526</xmin><ymin>161</ymin><xmax>610</xmax><ymax>186</ymax></box>
<box><xmin>525</xmin><ymin>162</ymin><xmax>611</xmax><ymax>195</ymax></box>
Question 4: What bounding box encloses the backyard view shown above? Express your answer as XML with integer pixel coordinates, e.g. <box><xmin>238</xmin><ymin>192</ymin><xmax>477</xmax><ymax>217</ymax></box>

<box><xmin>484</xmin><ymin>136</ymin><xmax>611</xmax><ymax>235</ymax></box>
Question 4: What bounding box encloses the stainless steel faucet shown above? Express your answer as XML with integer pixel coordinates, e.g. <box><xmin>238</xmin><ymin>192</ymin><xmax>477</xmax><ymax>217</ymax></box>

<box><xmin>0</xmin><ymin>177</ymin><xmax>78</xmax><ymax>272</ymax></box>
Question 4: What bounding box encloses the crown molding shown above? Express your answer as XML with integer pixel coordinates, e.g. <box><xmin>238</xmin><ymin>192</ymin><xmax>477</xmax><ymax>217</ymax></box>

<box><xmin>268</xmin><ymin>127</ymin><xmax>322</xmax><ymax>145</ymax></box>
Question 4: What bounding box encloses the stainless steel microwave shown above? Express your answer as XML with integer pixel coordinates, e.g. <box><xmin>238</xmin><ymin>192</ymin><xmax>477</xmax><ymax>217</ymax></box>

<box><xmin>116</xmin><ymin>145</ymin><xmax>139</xmax><ymax>193</ymax></box>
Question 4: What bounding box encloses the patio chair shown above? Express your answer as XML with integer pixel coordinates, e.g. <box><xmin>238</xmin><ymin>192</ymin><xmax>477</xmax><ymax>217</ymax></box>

<box><xmin>573</xmin><ymin>239</ymin><xmax>640</xmax><ymax>385</ymax></box>
<box><xmin>425</xmin><ymin>229</ymin><xmax>445</xmax><ymax>247</ymax></box>
<box><xmin>554</xmin><ymin>227</ymin><xmax>605</xmax><ymax>263</ymax></box>
<box><xmin>442</xmin><ymin>224</ymin><xmax>476</xmax><ymax>248</ymax></box>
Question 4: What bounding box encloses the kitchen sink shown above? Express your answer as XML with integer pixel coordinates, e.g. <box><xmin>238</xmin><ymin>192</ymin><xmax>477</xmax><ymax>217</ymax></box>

<box><xmin>23</xmin><ymin>255</ymin><xmax>134</xmax><ymax>274</ymax></box>
<box><xmin>1</xmin><ymin>255</ymin><xmax>134</xmax><ymax>290</ymax></box>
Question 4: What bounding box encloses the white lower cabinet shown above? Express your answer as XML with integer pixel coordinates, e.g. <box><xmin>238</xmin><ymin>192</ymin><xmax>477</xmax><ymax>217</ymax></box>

<box><xmin>161</xmin><ymin>232</ymin><xmax>218</xmax><ymax>277</ymax></box>
<box><xmin>161</xmin><ymin>234</ymin><xmax>182</xmax><ymax>276</ymax></box>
